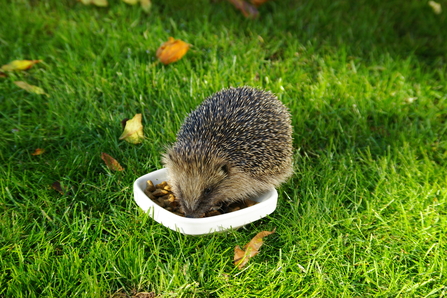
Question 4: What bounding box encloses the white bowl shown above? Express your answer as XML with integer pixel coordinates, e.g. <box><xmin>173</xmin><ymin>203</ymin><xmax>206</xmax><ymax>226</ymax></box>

<box><xmin>133</xmin><ymin>168</ymin><xmax>278</xmax><ymax>235</ymax></box>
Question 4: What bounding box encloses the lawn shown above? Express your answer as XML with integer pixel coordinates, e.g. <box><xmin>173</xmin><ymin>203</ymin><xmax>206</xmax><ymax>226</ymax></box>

<box><xmin>1</xmin><ymin>0</ymin><xmax>446</xmax><ymax>297</ymax></box>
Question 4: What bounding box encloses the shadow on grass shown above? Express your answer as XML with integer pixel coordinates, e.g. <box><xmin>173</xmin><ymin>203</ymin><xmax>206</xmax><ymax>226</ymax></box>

<box><xmin>141</xmin><ymin>0</ymin><xmax>445</xmax><ymax>72</ymax></box>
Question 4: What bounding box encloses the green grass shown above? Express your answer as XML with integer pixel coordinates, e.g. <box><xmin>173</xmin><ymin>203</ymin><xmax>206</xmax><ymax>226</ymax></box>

<box><xmin>1</xmin><ymin>0</ymin><xmax>447</xmax><ymax>297</ymax></box>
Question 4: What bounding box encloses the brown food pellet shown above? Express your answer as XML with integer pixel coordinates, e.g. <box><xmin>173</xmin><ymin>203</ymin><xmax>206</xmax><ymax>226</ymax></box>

<box><xmin>146</xmin><ymin>180</ymin><xmax>156</xmax><ymax>192</ymax></box>
<box><xmin>229</xmin><ymin>206</ymin><xmax>241</xmax><ymax>212</ymax></box>
<box><xmin>155</xmin><ymin>181</ymin><xmax>167</xmax><ymax>189</ymax></box>
<box><xmin>167</xmin><ymin>194</ymin><xmax>175</xmax><ymax>202</ymax></box>
<box><xmin>144</xmin><ymin>189</ymin><xmax>156</xmax><ymax>200</ymax></box>
<box><xmin>159</xmin><ymin>194</ymin><xmax>170</xmax><ymax>201</ymax></box>
<box><xmin>245</xmin><ymin>199</ymin><xmax>257</xmax><ymax>207</ymax></box>
<box><xmin>152</xmin><ymin>189</ymin><xmax>169</xmax><ymax>197</ymax></box>
<box><xmin>205</xmin><ymin>210</ymin><xmax>222</xmax><ymax>217</ymax></box>
<box><xmin>144</xmin><ymin>180</ymin><xmax>258</xmax><ymax>218</ymax></box>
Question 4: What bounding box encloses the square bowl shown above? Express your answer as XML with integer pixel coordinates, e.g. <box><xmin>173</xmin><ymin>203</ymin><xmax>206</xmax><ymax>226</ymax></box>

<box><xmin>133</xmin><ymin>168</ymin><xmax>278</xmax><ymax>235</ymax></box>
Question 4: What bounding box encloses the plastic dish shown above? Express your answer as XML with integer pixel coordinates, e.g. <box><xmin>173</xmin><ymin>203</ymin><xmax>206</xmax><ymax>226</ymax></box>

<box><xmin>133</xmin><ymin>168</ymin><xmax>278</xmax><ymax>235</ymax></box>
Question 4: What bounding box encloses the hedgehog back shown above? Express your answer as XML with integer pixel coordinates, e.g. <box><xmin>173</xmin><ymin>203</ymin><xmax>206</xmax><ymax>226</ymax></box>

<box><xmin>173</xmin><ymin>87</ymin><xmax>293</xmax><ymax>177</ymax></box>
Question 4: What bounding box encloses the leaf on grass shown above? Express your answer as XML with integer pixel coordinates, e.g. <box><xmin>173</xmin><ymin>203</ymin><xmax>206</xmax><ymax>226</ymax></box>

<box><xmin>120</xmin><ymin>118</ymin><xmax>130</xmax><ymax>129</ymax></box>
<box><xmin>156</xmin><ymin>37</ymin><xmax>190</xmax><ymax>65</ymax></box>
<box><xmin>227</xmin><ymin>0</ymin><xmax>259</xmax><ymax>19</ymax></box>
<box><xmin>121</xmin><ymin>0</ymin><xmax>150</xmax><ymax>11</ymax></box>
<box><xmin>1</xmin><ymin>60</ymin><xmax>42</xmax><ymax>71</ymax></box>
<box><xmin>134</xmin><ymin>292</ymin><xmax>156</xmax><ymax>298</ymax></box>
<box><xmin>52</xmin><ymin>181</ymin><xmax>65</xmax><ymax>195</ymax></box>
<box><xmin>428</xmin><ymin>1</ymin><xmax>442</xmax><ymax>14</ymax></box>
<box><xmin>140</xmin><ymin>0</ymin><xmax>151</xmax><ymax>12</ymax></box>
<box><xmin>234</xmin><ymin>228</ymin><xmax>276</xmax><ymax>269</ymax></box>
<box><xmin>250</xmin><ymin>0</ymin><xmax>270</xmax><ymax>7</ymax></box>
<box><xmin>119</xmin><ymin>113</ymin><xmax>144</xmax><ymax>144</ymax></box>
<box><xmin>14</xmin><ymin>81</ymin><xmax>48</xmax><ymax>96</ymax></box>
<box><xmin>101</xmin><ymin>152</ymin><xmax>125</xmax><ymax>171</ymax></box>
<box><xmin>79</xmin><ymin>0</ymin><xmax>108</xmax><ymax>7</ymax></box>
<box><xmin>31</xmin><ymin>148</ymin><xmax>45</xmax><ymax>156</ymax></box>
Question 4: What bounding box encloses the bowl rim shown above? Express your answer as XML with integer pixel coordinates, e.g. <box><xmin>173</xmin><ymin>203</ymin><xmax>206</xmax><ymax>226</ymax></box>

<box><xmin>133</xmin><ymin>168</ymin><xmax>278</xmax><ymax>235</ymax></box>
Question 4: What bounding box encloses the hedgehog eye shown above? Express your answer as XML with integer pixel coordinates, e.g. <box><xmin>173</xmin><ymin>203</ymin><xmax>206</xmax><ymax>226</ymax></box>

<box><xmin>204</xmin><ymin>187</ymin><xmax>212</xmax><ymax>195</ymax></box>
<box><xmin>220</xmin><ymin>164</ymin><xmax>229</xmax><ymax>175</ymax></box>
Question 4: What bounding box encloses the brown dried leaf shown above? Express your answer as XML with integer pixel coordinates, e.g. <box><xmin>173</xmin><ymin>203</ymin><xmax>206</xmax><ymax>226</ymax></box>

<box><xmin>234</xmin><ymin>245</ymin><xmax>248</xmax><ymax>268</ymax></box>
<box><xmin>119</xmin><ymin>114</ymin><xmax>144</xmax><ymax>144</ymax></box>
<box><xmin>134</xmin><ymin>292</ymin><xmax>156</xmax><ymax>298</ymax></box>
<box><xmin>233</xmin><ymin>228</ymin><xmax>276</xmax><ymax>269</ymax></box>
<box><xmin>101</xmin><ymin>152</ymin><xmax>125</xmax><ymax>171</ymax></box>
<box><xmin>52</xmin><ymin>181</ymin><xmax>65</xmax><ymax>195</ymax></box>
<box><xmin>250</xmin><ymin>0</ymin><xmax>270</xmax><ymax>7</ymax></box>
<box><xmin>1</xmin><ymin>60</ymin><xmax>42</xmax><ymax>71</ymax></box>
<box><xmin>156</xmin><ymin>37</ymin><xmax>190</xmax><ymax>65</ymax></box>
<box><xmin>31</xmin><ymin>148</ymin><xmax>45</xmax><ymax>156</ymax></box>
<box><xmin>227</xmin><ymin>0</ymin><xmax>259</xmax><ymax>18</ymax></box>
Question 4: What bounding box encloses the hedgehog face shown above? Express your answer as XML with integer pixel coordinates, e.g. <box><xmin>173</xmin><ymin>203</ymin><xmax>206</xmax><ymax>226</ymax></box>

<box><xmin>162</xmin><ymin>150</ymin><xmax>230</xmax><ymax>218</ymax></box>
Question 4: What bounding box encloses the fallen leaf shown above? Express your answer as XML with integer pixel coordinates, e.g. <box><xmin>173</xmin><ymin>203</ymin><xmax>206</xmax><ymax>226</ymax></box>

<box><xmin>95</xmin><ymin>0</ymin><xmax>108</xmax><ymax>6</ymax></box>
<box><xmin>121</xmin><ymin>118</ymin><xmax>130</xmax><ymax>130</ymax></box>
<box><xmin>119</xmin><ymin>113</ymin><xmax>144</xmax><ymax>144</ymax></box>
<box><xmin>31</xmin><ymin>148</ymin><xmax>45</xmax><ymax>156</ymax></box>
<box><xmin>227</xmin><ymin>0</ymin><xmax>259</xmax><ymax>18</ymax></box>
<box><xmin>0</xmin><ymin>72</ymin><xmax>7</xmax><ymax>78</ymax></box>
<box><xmin>140</xmin><ymin>0</ymin><xmax>151</xmax><ymax>12</ymax></box>
<box><xmin>134</xmin><ymin>292</ymin><xmax>156</xmax><ymax>298</ymax></box>
<box><xmin>79</xmin><ymin>0</ymin><xmax>108</xmax><ymax>7</ymax></box>
<box><xmin>122</xmin><ymin>0</ymin><xmax>138</xmax><ymax>4</ymax></box>
<box><xmin>234</xmin><ymin>245</ymin><xmax>248</xmax><ymax>268</ymax></box>
<box><xmin>101</xmin><ymin>152</ymin><xmax>125</xmax><ymax>171</ymax></box>
<box><xmin>14</xmin><ymin>81</ymin><xmax>48</xmax><ymax>96</ymax></box>
<box><xmin>250</xmin><ymin>0</ymin><xmax>270</xmax><ymax>7</ymax></box>
<box><xmin>1</xmin><ymin>60</ymin><xmax>42</xmax><ymax>71</ymax></box>
<box><xmin>156</xmin><ymin>37</ymin><xmax>190</xmax><ymax>65</ymax></box>
<box><xmin>52</xmin><ymin>181</ymin><xmax>65</xmax><ymax>195</ymax></box>
<box><xmin>428</xmin><ymin>1</ymin><xmax>442</xmax><ymax>14</ymax></box>
<box><xmin>234</xmin><ymin>228</ymin><xmax>276</xmax><ymax>269</ymax></box>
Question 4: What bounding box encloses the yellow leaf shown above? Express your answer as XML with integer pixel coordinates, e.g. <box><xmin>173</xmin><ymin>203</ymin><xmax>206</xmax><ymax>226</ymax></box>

<box><xmin>140</xmin><ymin>0</ymin><xmax>151</xmax><ymax>12</ymax></box>
<box><xmin>79</xmin><ymin>0</ymin><xmax>108</xmax><ymax>7</ymax></box>
<box><xmin>119</xmin><ymin>113</ymin><xmax>144</xmax><ymax>144</ymax></box>
<box><xmin>1</xmin><ymin>60</ymin><xmax>42</xmax><ymax>71</ymax></box>
<box><xmin>101</xmin><ymin>152</ymin><xmax>125</xmax><ymax>171</ymax></box>
<box><xmin>156</xmin><ymin>37</ymin><xmax>190</xmax><ymax>65</ymax></box>
<box><xmin>429</xmin><ymin>1</ymin><xmax>442</xmax><ymax>14</ymax></box>
<box><xmin>233</xmin><ymin>228</ymin><xmax>275</xmax><ymax>269</ymax></box>
<box><xmin>14</xmin><ymin>81</ymin><xmax>48</xmax><ymax>96</ymax></box>
<box><xmin>93</xmin><ymin>0</ymin><xmax>108</xmax><ymax>6</ymax></box>
<box><xmin>122</xmin><ymin>0</ymin><xmax>139</xmax><ymax>4</ymax></box>
<box><xmin>31</xmin><ymin>148</ymin><xmax>45</xmax><ymax>156</ymax></box>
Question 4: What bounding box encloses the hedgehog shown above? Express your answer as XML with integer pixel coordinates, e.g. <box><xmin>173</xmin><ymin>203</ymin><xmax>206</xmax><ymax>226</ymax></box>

<box><xmin>162</xmin><ymin>87</ymin><xmax>293</xmax><ymax>218</ymax></box>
